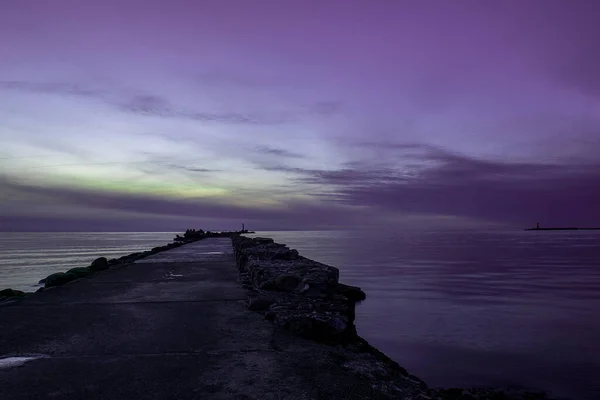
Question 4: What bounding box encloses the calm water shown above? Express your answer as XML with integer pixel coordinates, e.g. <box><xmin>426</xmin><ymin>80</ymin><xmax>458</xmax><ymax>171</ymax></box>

<box><xmin>0</xmin><ymin>232</ymin><xmax>176</xmax><ymax>291</ymax></box>
<box><xmin>1</xmin><ymin>230</ymin><xmax>600</xmax><ymax>399</ymax></box>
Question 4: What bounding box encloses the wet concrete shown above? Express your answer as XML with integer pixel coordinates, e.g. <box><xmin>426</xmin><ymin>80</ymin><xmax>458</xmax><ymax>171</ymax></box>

<box><xmin>0</xmin><ymin>238</ymin><xmax>395</xmax><ymax>399</ymax></box>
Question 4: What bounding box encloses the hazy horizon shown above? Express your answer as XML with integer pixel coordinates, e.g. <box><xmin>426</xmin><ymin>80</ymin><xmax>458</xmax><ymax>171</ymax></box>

<box><xmin>0</xmin><ymin>222</ymin><xmax>517</xmax><ymax>233</ymax></box>
<box><xmin>2</xmin><ymin>1</ymin><xmax>600</xmax><ymax>231</ymax></box>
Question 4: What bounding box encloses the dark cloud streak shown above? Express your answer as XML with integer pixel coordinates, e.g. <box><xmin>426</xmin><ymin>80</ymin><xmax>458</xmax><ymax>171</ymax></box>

<box><xmin>254</xmin><ymin>146</ymin><xmax>305</xmax><ymax>158</ymax></box>
<box><xmin>0</xmin><ymin>176</ymin><xmax>367</xmax><ymax>231</ymax></box>
<box><xmin>255</xmin><ymin>143</ymin><xmax>600</xmax><ymax>226</ymax></box>
<box><xmin>1</xmin><ymin>81</ymin><xmax>287</xmax><ymax>125</ymax></box>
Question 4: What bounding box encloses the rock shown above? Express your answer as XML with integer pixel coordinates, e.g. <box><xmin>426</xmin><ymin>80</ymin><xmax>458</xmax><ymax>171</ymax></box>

<box><xmin>247</xmin><ymin>296</ymin><xmax>275</xmax><ymax>311</ymax></box>
<box><xmin>108</xmin><ymin>258</ymin><xmax>119</xmax><ymax>266</ymax></box>
<box><xmin>137</xmin><ymin>251</ymin><xmax>153</xmax><ymax>259</ymax></box>
<box><xmin>238</xmin><ymin>243</ymin><xmax>299</xmax><ymax>266</ymax></box>
<box><xmin>251</xmin><ymin>237</ymin><xmax>274</xmax><ymax>245</ymax></box>
<box><xmin>66</xmin><ymin>267</ymin><xmax>92</xmax><ymax>278</ymax></box>
<box><xmin>231</xmin><ymin>235</ymin><xmax>361</xmax><ymax>345</ymax></box>
<box><xmin>245</xmin><ymin>259</ymin><xmax>339</xmax><ymax>293</ymax></box>
<box><xmin>0</xmin><ymin>288</ymin><xmax>26</xmax><ymax>297</ymax></box>
<box><xmin>263</xmin><ymin>292</ymin><xmax>357</xmax><ymax>343</ymax></box>
<box><xmin>44</xmin><ymin>272</ymin><xmax>78</xmax><ymax>287</ymax></box>
<box><xmin>264</xmin><ymin>311</ymin><xmax>276</xmax><ymax>320</ymax></box>
<box><xmin>174</xmin><ymin>228</ymin><xmax>208</xmax><ymax>243</ymax></box>
<box><xmin>117</xmin><ymin>252</ymin><xmax>142</xmax><ymax>264</ymax></box>
<box><xmin>333</xmin><ymin>283</ymin><xmax>366</xmax><ymax>302</ymax></box>
<box><xmin>272</xmin><ymin>274</ymin><xmax>302</xmax><ymax>292</ymax></box>
<box><xmin>277</xmin><ymin>308</ymin><xmax>352</xmax><ymax>343</ymax></box>
<box><xmin>90</xmin><ymin>257</ymin><xmax>109</xmax><ymax>271</ymax></box>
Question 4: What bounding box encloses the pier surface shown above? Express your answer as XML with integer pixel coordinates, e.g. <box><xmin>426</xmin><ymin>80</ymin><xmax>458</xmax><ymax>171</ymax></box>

<box><xmin>0</xmin><ymin>238</ymin><xmax>394</xmax><ymax>399</ymax></box>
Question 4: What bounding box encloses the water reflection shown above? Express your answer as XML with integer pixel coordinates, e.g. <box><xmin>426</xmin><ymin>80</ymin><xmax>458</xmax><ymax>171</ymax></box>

<box><xmin>254</xmin><ymin>229</ymin><xmax>600</xmax><ymax>400</ymax></box>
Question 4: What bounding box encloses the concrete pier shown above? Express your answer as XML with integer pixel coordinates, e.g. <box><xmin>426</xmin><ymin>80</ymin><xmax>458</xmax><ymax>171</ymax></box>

<box><xmin>0</xmin><ymin>238</ymin><xmax>421</xmax><ymax>399</ymax></box>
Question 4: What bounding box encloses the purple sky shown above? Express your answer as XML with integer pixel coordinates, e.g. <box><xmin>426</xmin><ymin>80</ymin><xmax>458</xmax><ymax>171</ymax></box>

<box><xmin>1</xmin><ymin>1</ymin><xmax>599</xmax><ymax>231</ymax></box>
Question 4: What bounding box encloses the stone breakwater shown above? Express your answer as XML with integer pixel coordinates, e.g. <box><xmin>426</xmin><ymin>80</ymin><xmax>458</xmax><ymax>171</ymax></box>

<box><xmin>232</xmin><ymin>235</ymin><xmax>552</xmax><ymax>400</ymax></box>
<box><xmin>232</xmin><ymin>235</ymin><xmax>366</xmax><ymax>343</ymax></box>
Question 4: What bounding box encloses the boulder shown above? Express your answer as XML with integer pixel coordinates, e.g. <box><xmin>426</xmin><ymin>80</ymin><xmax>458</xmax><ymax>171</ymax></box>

<box><xmin>253</xmin><ymin>237</ymin><xmax>274</xmax><ymax>245</ymax></box>
<box><xmin>271</xmin><ymin>274</ymin><xmax>302</xmax><ymax>292</ymax></box>
<box><xmin>66</xmin><ymin>267</ymin><xmax>92</xmax><ymax>278</ymax></box>
<box><xmin>333</xmin><ymin>283</ymin><xmax>366</xmax><ymax>302</ymax></box>
<box><xmin>246</xmin><ymin>259</ymin><xmax>339</xmax><ymax>293</ymax></box>
<box><xmin>117</xmin><ymin>252</ymin><xmax>141</xmax><ymax>264</ymax></box>
<box><xmin>267</xmin><ymin>294</ymin><xmax>356</xmax><ymax>343</ymax></box>
<box><xmin>137</xmin><ymin>251</ymin><xmax>153</xmax><ymax>260</ymax></box>
<box><xmin>284</xmin><ymin>313</ymin><xmax>351</xmax><ymax>342</ymax></box>
<box><xmin>247</xmin><ymin>296</ymin><xmax>275</xmax><ymax>311</ymax></box>
<box><xmin>0</xmin><ymin>288</ymin><xmax>26</xmax><ymax>297</ymax></box>
<box><xmin>44</xmin><ymin>272</ymin><xmax>78</xmax><ymax>287</ymax></box>
<box><xmin>90</xmin><ymin>257</ymin><xmax>109</xmax><ymax>271</ymax></box>
<box><xmin>175</xmin><ymin>228</ymin><xmax>207</xmax><ymax>242</ymax></box>
<box><xmin>237</xmin><ymin>243</ymin><xmax>299</xmax><ymax>267</ymax></box>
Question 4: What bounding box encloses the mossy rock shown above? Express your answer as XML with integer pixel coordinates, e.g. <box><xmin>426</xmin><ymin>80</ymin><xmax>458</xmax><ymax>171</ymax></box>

<box><xmin>66</xmin><ymin>267</ymin><xmax>92</xmax><ymax>278</ymax></box>
<box><xmin>90</xmin><ymin>257</ymin><xmax>109</xmax><ymax>271</ymax></box>
<box><xmin>118</xmin><ymin>253</ymin><xmax>141</xmax><ymax>264</ymax></box>
<box><xmin>44</xmin><ymin>272</ymin><xmax>78</xmax><ymax>287</ymax></box>
<box><xmin>0</xmin><ymin>288</ymin><xmax>26</xmax><ymax>297</ymax></box>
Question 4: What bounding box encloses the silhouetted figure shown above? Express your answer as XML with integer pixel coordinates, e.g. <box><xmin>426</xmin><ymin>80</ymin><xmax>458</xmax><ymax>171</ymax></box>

<box><xmin>536</xmin><ymin>222</ymin><xmax>540</xmax><ymax>229</ymax></box>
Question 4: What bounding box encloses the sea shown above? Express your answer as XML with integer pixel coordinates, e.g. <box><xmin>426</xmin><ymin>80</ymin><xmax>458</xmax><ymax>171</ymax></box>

<box><xmin>1</xmin><ymin>229</ymin><xmax>599</xmax><ymax>399</ymax></box>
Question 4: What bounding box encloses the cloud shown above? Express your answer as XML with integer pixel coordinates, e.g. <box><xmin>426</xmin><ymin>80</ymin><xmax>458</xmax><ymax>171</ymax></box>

<box><xmin>0</xmin><ymin>175</ymin><xmax>375</xmax><ymax>232</ymax></box>
<box><xmin>0</xmin><ymin>80</ymin><xmax>288</xmax><ymax>125</ymax></box>
<box><xmin>118</xmin><ymin>94</ymin><xmax>169</xmax><ymax>115</ymax></box>
<box><xmin>263</xmin><ymin>143</ymin><xmax>600</xmax><ymax>226</ymax></box>
<box><xmin>0</xmin><ymin>80</ymin><xmax>103</xmax><ymax>99</ymax></box>
<box><xmin>254</xmin><ymin>146</ymin><xmax>305</xmax><ymax>158</ymax></box>
<box><xmin>162</xmin><ymin>164</ymin><xmax>220</xmax><ymax>173</ymax></box>
<box><xmin>256</xmin><ymin>165</ymin><xmax>312</xmax><ymax>174</ymax></box>
<box><xmin>117</xmin><ymin>93</ymin><xmax>288</xmax><ymax>125</ymax></box>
